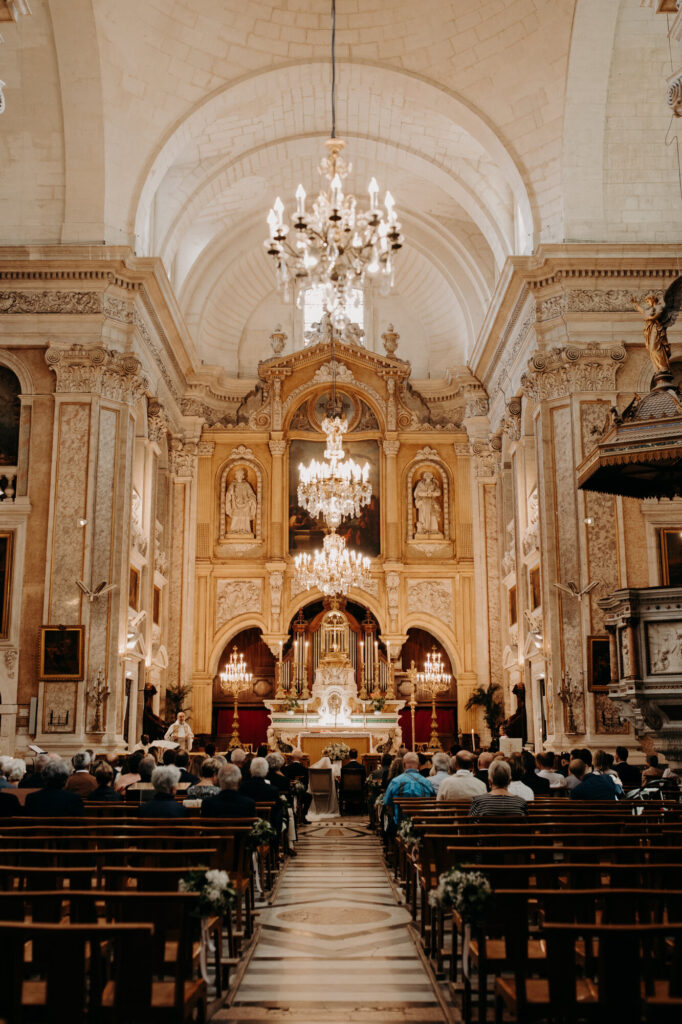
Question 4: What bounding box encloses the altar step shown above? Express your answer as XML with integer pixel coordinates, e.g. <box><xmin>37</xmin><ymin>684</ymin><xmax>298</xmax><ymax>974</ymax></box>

<box><xmin>217</xmin><ymin>819</ymin><xmax>446</xmax><ymax>1023</ymax></box>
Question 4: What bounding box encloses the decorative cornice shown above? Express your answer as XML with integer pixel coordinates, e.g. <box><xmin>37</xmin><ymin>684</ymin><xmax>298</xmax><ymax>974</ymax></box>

<box><xmin>45</xmin><ymin>345</ymin><xmax>149</xmax><ymax>403</ymax></box>
<box><xmin>537</xmin><ymin>288</ymin><xmax>659</xmax><ymax>322</ymax></box>
<box><xmin>520</xmin><ymin>344</ymin><xmax>627</xmax><ymax>402</ymax></box>
<box><xmin>0</xmin><ymin>290</ymin><xmax>101</xmax><ymax>314</ymax></box>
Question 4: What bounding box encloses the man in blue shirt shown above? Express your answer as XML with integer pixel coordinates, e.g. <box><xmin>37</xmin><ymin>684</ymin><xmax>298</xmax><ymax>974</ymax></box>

<box><xmin>383</xmin><ymin>752</ymin><xmax>435</xmax><ymax>825</ymax></box>
<box><xmin>569</xmin><ymin>759</ymin><xmax>618</xmax><ymax>801</ymax></box>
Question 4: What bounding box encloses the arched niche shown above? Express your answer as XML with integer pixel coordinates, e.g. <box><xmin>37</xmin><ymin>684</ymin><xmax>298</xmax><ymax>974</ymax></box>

<box><xmin>212</xmin><ymin>625</ymin><xmax>275</xmax><ymax>745</ymax></box>
<box><xmin>217</xmin><ymin>449</ymin><xmax>264</xmax><ymax>547</ymax></box>
<box><xmin>0</xmin><ymin>359</ymin><xmax>29</xmax><ymax>505</ymax></box>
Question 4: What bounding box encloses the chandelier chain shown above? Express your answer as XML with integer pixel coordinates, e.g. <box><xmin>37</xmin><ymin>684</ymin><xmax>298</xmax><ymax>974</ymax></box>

<box><xmin>331</xmin><ymin>0</ymin><xmax>336</xmax><ymax>140</ymax></box>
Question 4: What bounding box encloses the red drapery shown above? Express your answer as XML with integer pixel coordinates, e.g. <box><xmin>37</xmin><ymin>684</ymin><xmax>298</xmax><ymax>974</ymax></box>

<box><xmin>215</xmin><ymin>707</ymin><xmax>269</xmax><ymax>746</ymax></box>
<box><xmin>399</xmin><ymin>707</ymin><xmax>456</xmax><ymax>749</ymax></box>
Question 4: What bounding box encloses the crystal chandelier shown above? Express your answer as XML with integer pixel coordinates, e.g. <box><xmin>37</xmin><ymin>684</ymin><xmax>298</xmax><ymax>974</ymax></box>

<box><xmin>417</xmin><ymin>647</ymin><xmax>452</xmax><ymax>749</ymax></box>
<box><xmin>219</xmin><ymin>646</ymin><xmax>253</xmax><ymax>749</ymax></box>
<box><xmin>264</xmin><ymin>0</ymin><xmax>403</xmax><ymax>328</ymax></box>
<box><xmin>297</xmin><ymin>415</ymin><xmax>371</xmax><ymax>530</ymax></box>
<box><xmin>294</xmin><ymin>530</ymin><xmax>371</xmax><ymax>597</ymax></box>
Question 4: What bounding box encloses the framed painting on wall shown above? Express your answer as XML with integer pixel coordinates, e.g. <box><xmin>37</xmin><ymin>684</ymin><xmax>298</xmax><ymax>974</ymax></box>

<box><xmin>129</xmin><ymin>566</ymin><xmax>140</xmax><ymax>611</ymax></box>
<box><xmin>587</xmin><ymin>635</ymin><xmax>611</xmax><ymax>692</ymax></box>
<box><xmin>0</xmin><ymin>532</ymin><xmax>13</xmax><ymax>639</ymax></box>
<box><xmin>42</xmin><ymin>681</ymin><xmax>77</xmax><ymax>733</ymax></box>
<box><xmin>39</xmin><ymin>625</ymin><xmax>85</xmax><ymax>681</ymax></box>
<box><xmin>288</xmin><ymin>438</ymin><xmax>380</xmax><ymax>557</ymax></box>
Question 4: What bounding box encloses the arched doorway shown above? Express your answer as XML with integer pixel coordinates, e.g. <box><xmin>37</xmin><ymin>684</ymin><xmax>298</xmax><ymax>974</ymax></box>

<box><xmin>212</xmin><ymin>627</ymin><xmax>275</xmax><ymax>747</ymax></box>
<box><xmin>397</xmin><ymin>627</ymin><xmax>457</xmax><ymax>751</ymax></box>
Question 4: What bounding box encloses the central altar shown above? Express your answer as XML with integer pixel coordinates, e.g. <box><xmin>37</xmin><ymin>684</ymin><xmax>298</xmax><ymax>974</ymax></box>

<box><xmin>266</xmin><ymin>600</ymin><xmax>404</xmax><ymax>755</ymax></box>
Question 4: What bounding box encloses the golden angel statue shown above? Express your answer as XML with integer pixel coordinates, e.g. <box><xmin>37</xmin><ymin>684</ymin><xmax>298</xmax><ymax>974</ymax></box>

<box><xmin>630</xmin><ymin>293</ymin><xmax>672</xmax><ymax>380</ymax></box>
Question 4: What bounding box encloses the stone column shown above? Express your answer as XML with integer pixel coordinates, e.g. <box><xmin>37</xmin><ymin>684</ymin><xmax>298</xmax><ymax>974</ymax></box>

<box><xmin>166</xmin><ymin>437</ymin><xmax>202</xmax><ymax>730</ymax></box>
<box><xmin>38</xmin><ymin>345</ymin><xmax>148</xmax><ymax>751</ymax></box>
<box><xmin>382</xmin><ymin>438</ymin><xmax>400</xmax><ymax>560</ymax></box>
<box><xmin>269</xmin><ymin>438</ymin><xmax>287</xmax><ymax>560</ymax></box>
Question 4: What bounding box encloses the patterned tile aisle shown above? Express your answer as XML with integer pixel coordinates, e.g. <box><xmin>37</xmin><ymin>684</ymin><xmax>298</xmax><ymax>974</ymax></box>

<box><xmin>216</xmin><ymin>819</ymin><xmax>446</xmax><ymax>1024</ymax></box>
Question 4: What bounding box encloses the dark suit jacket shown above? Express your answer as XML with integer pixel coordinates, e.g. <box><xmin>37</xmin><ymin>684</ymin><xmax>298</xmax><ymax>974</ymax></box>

<box><xmin>138</xmin><ymin>793</ymin><xmax>188</xmax><ymax>818</ymax></box>
<box><xmin>179</xmin><ymin>769</ymin><xmax>199</xmax><ymax>786</ymax></box>
<box><xmin>615</xmin><ymin>761</ymin><xmax>641</xmax><ymax>790</ymax></box>
<box><xmin>19</xmin><ymin>772</ymin><xmax>43</xmax><ymax>789</ymax></box>
<box><xmin>523</xmin><ymin>772</ymin><xmax>550</xmax><ymax>795</ymax></box>
<box><xmin>474</xmin><ymin>770</ymin><xmax>490</xmax><ymax>789</ymax></box>
<box><xmin>24</xmin><ymin>788</ymin><xmax>84</xmax><ymax>817</ymax></box>
<box><xmin>87</xmin><ymin>785</ymin><xmax>122</xmax><ymax>802</ymax></box>
<box><xmin>283</xmin><ymin>762</ymin><xmax>309</xmax><ymax>786</ymax></box>
<box><xmin>267</xmin><ymin>770</ymin><xmax>291</xmax><ymax>795</ymax></box>
<box><xmin>201</xmin><ymin>789</ymin><xmax>256</xmax><ymax>819</ymax></box>
<box><xmin>570</xmin><ymin>773</ymin><xmax>618</xmax><ymax>801</ymax></box>
<box><xmin>240</xmin><ymin>778</ymin><xmax>277</xmax><ymax>803</ymax></box>
<box><xmin>0</xmin><ymin>791</ymin><xmax>21</xmax><ymax>817</ymax></box>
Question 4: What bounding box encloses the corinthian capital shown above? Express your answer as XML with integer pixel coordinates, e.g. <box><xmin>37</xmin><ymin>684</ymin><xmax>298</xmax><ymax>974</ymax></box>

<box><xmin>520</xmin><ymin>344</ymin><xmax>626</xmax><ymax>402</ymax></box>
<box><xmin>269</xmin><ymin>440</ymin><xmax>287</xmax><ymax>457</ymax></box>
<box><xmin>382</xmin><ymin>439</ymin><xmax>400</xmax><ymax>457</ymax></box>
<box><xmin>168</xmin><ymin>438</ymin><xmax>198</xmax><ymax>479</ymax></box>
<box><xmin>45</xmin><ymin>345</ymin><xmax>149</xmax><ymax>403</ymax></box>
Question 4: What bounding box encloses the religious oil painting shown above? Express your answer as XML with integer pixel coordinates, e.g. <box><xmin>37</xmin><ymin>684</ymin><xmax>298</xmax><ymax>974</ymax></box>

<box><xmin>0</xmin><ymin>532</ymin><xmax>13</xmax><ymax>639</ymax></box>
<box><xmin>39</xmin><ymin>625</ymin><xmax>85</xmax><ymax>681</ymax></box>
<box><xmin>587</xmin><ymin>635</ymin><xmax>611</xmax><ymax>692</ymax></box>
<box><xmin>129</xmin><ymin>565</ymin><xmax>140</xmax><ymax>611</ymax></box>
<box><xmin>0</xmin><ymin>366</ymin><xmax>20</xmax><ymax>467</ymax></box>
<box><xmin>289</xmin><ymin>438</ymin><xmax>380</xmax><ymax>557</ymax></box>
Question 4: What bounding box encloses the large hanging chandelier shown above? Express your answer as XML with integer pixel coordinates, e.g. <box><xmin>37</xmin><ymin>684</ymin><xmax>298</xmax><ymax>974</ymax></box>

<box><xmin>297</xmin><ymin>415</ymin><xmax>371</xmax><ymax>530</ymax></box>
<box><xmin>294</xmin><ymin>530</ymin><xmax>371</xmax><ymax>597</ymax></box>
<box><xmin>264</xmin><ymin>0</ymin><xmax>403</xmax><ymax>328</ymax></box>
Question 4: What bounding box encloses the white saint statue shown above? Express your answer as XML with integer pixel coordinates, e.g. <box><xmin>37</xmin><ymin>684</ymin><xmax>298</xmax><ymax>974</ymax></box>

<box><xmin>225</xmin><ymin>468</ymin><xmax>257</xmax><ymax>535</ymax></box>
<box><xmin>413</xmin><ymin>471</ymin><xmax>442</xmax><ymax>536</ymax></box>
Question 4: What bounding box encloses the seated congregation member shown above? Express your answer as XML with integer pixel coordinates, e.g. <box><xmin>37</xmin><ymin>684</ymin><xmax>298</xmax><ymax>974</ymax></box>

<box><xmin>383</xmin><ymin>751</ymin><xmax>435</xmax><ymax>825</ymax></box>
<box><xmin>240</xmin><ymin>756</ymin><xmax>277</xmax><ymax>804</ymax></box>
<box><xmin>201</xmin><ymin>764</ymin><xmax>256</xmax><ymax>818</ymax></box>
<box><xmin>0</xmin><ymin>759</ymin><xmax>26</xmax><ymax>817</ymax></box>
<box><xmin>474</xmin><ymin>750</ymin><xmax>494</xmax><ymax>788</ymax></box>
<box><xmin>469</xmin><ymin>759</ymin><xmax>528</xmax><ymax>820</ymax></box>
<box><xmin>0</xmin><ymin>756</ymin><xmax>13</xmax><ymax>789</ymax></box>
<box><xmin>114</xmin><ymin>750</ymin><xmax>145</xmax><ymax>792</ymax></box>
<box><xmin>204</xmin><ymin>742</ymin><xmax>217</xmax><ymax>758</ymax></box>
<box><xmin>520</xmin><ymin>749</ymin><xmax>550</xmax><ymax>795</ymax></box>
<box><xmin>25</xmin><ymin>758</ymin><xmax>84</xmax><ymax>817</ymax></box>
<box><xmin>267</xmin><ymin>752</ymin><xmax>291</xmax><ymax>795</ymax></box>
<box><xmin>19</xmin><ymin>752</ymin><xmax>50</xmax><ymax>789</ymax></box>
<box><xmin>614</xmin><ymin>745</ymin><xmax>641</xmax><ymax>791</ymax></box>
<box><xmin>127</xmin><ymin>755</ymin><xmax>156</xmax><ymax>789</ymax></box>
<box><xmin>284</xmin><ymin>750</ymin><xmax>313</xmax><ymax>821</ymax></box>
<box><xmin>65</xmin><ymin>751</ymin><xmax>98</xmax><ymax>798</ymax></box>
<box><xmin>229</xmin><ymin>747</ymin><xmax>249</xmax><ymax>782</ymax></box>
<box><xmin>594</xmin><ymin>749</ymin><xmax>623</xmax><ymax>794</ymax></box>
<box><xmin>438</xmin><ymin>751</ymin><xmax>486</xmax><ymax>802</ymax></box>
<box><xmin>642</xmin><ymin>754</ymin><xmax>664</xmax><ymax>785</ymax></box>
<box><xmin>88</xmin><ymin>761</ymin><xmax>122</xmax><ymax>802</ymax></box>
<box><xmin>138</xmin><ymin>765</ymin><xmax>188</xmax><ymax>818</ymax></box>
<box><xmin>569</xmin><ymin>758</ymin><xmax>617</xmax><ymax>801</ymax></box>
<box><xmin>176</xmin><ymin>750</ymin><xmax>199</xmax><ymax>785</ymax></box>
<box><xmin>186</xmin><ymin>757</ymin><xmax>220</xmax><ymax>800</ymax></box>
<box><xmin>428</xmin><ymin>751</ymin><xmax>452</xmax><ymax>795</ymax></box>
<box><xmin>535</xmin><ymin>751</ymin><xmax>567</xmax><ymax>789</ymax></box>
<box><xmin>340</xmin><ymin>748</ymin><xmax>366</xmax><ymax>801</ymax></box>
<box><xmin>507</xmin><ymin>753</ymin><xmax>535</xmax><ymax>801</ymax></box>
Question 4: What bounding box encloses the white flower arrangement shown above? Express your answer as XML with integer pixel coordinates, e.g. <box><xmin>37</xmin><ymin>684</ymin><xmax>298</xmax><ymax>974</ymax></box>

<box><xmin>397</xmin><ymin>815</ymin><xmax>420</xmax><ymax>851</ymax></box>
<box><xmin>428</xmin><ymin>867</ymin><xmax>492</xmax><ymax>924</ymax></box>
<box><xmin>179</xmin><ymin>867</ymin><xmax>236</xmax><ymax>916</ymax></box>
<box><xmin>323</xmin><ymin>742</ymin><xmax>350</xmax><ymax>763</ymax></box>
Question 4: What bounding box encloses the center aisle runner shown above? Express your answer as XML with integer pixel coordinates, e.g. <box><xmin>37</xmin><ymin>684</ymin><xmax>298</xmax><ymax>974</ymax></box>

<box><xmin>217</xmin><ymin>819</ymin><xmax>445</xmax><ymax>1024</ymax></box>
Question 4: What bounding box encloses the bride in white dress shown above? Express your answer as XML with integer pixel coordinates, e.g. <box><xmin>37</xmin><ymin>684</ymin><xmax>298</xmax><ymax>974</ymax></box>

<box><xmin>307</xmin><ymin>755</ymin><xmax>340</xmax><ymax>819</ymax></box>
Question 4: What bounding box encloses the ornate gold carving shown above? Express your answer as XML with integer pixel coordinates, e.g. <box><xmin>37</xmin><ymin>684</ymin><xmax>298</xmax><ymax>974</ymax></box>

<box><xmin>630</xmin><ymin>293</ymin><xmax>672</xmax><ymax>381</ymax></box>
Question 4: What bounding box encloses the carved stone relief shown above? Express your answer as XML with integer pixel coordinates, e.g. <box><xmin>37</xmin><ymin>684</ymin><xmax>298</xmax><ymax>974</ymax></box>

<box><xmin>269</xmin><ymin>571</ymin><xmax>284</xmax><ymax>628</ymax></box>
<box><xmin>154</xmin><ymin>521</ymin><xmax>168</xmax><ymax>577</ymax></box>
<box><xmin>3</xmin><ymin>649</ymin><xmax>17</xmax><ymax>677</ymax></box>
<box><xmin>45</xmin><ymin>345</ymin><xmax>149</xmax><ymax>404</ymax></box>
<box><xmin>130</xmin><ymin>490</ymin><xmax>148</xmax><ymax>557</ymax></box>
<box><xmin>385</xmin><ymin>572</ymin><xmax>400</xmax><ymax>626</ymax></box>
<box><xmin>406</xmin><ymin>579</ymin><xmax>453</xmax><ymax>628</ymax></box>
<box><xmin>647</xmin><ymin>621</ymin><xmax>682</xmax><ymax>674</ymax></box>
<box><xmin>407</xmin><ymin>463</ymin><xmax>449</xmax><ymax>541</ymax></box>
<box><xmin>215</xmin><ymin>579</ymin><xmax>262</xmax><ymax>631</ymax></box>
<box><xmin>521</xmin><ymin>344</ymin><xmax>627</xmax><ymax>402</ymax></box>
<box><xmin>168</xmin><ymin>439</ymin><xmax>198</xmax><ymax>479</ymax></box>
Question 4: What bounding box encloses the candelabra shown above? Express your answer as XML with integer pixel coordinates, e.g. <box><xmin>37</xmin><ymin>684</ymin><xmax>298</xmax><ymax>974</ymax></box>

<box><xmin>558</xmin><ymin>671</ymin><xmax>586</xmax><ymax>736</ymax></box>
<box><xmin>406</xmin><ymin>660</ymin><xmax>418</xmax><ymax>753</ymax></box>
<box><xmin>87</xmin><ymin>667</ymin><xmax>109</xmax><ymax>733</ymax></box>
<box><xmin>219</xmin><ymin>646</ymin><xmax>253</xmax><ymax>749</ymax></box>
<box><xmin>417</xmin><ymin>647</ymin><xmax>451</xmax><ymax>749</ymax></box>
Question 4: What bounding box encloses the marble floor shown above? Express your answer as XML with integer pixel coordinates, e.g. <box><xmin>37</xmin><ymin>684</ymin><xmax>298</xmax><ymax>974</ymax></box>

<box><xmin>216</xmin><ymin>818</ymin><xmax>446</xmax><ymax>1024</ymax></box>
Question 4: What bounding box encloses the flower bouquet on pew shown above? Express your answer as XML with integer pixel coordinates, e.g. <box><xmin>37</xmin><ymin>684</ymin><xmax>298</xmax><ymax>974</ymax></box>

<box><xmin>397</xmin><ymin>815</ymin><xmax>421</xmax><ymax>853</ymax></box>
<box><xmin>247</xmin><ymin>817</ymin><xmax>278</xmax><ymax>850</ymax></box>
<box><xmin>323</xmin><ymin>742</ymin><xmax>350</xmax><ymax>763</ymax></box>
<box><xmin>179</xmin><ymin>867</ymin><xmax>236</xmax><ymax>916</ymax></box>
<box><xmin>428</xmin><ymin>867</ymin><xmax>492</xmax><ymax>925</ymax></box>
<box><xmin>291</xmin><ymin>780</ymin><xmax>307</xmax><ymax>798</ymax></box>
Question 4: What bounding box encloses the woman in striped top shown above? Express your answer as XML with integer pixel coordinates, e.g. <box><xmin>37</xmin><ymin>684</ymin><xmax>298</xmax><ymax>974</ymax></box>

<box><xmin>469</xmin><ymin>759</ymin><xmax>527</xmax><ymax>819</ymax></box>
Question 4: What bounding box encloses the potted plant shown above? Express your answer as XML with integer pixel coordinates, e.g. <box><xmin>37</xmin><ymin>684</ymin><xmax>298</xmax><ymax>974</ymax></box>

<box><xmin>165</xmin><ymin>681</ymin><xmax>192</xmax><ymax>719</ymax></box>
<box><xmin>464</xmin><ymin>682</ymin><xmax>504</xmax><ymax>739</ymax></box>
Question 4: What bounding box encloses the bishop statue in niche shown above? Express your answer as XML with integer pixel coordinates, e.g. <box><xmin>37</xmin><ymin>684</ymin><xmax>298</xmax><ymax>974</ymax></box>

<box><xmin>225</xmin><ymin>467</ymin><xmax>257</xmax><ymax>536</ymax></box>
<box><xmin>413</xmin><ymin>470</ymin><xmax>443</xmax><ymax>537</ymax></box>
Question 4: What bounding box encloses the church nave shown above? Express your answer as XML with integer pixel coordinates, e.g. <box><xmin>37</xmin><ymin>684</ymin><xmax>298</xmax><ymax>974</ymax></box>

<box><xmin>219</xmin><ymin>821</ymin><xmax>445</xmax><ymax>1024</ymax></box>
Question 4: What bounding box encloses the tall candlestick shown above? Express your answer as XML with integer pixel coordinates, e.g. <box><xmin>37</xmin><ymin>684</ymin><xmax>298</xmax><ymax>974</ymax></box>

<box><xmin>471</xmin><ymin>728</ymin><xmax>475</xmax><ymax>751</ymax></box>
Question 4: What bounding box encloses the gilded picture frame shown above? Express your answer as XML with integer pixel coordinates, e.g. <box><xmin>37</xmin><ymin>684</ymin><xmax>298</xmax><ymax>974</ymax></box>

<box><xmin>39</xmin><ymin>625</ymin><xmax>85</xmax><ymax>681</ymax></box>
<box><xmin>587</xmin><ymin>635</ymin><xmax>611</xmax><ymax>692</ymax></box>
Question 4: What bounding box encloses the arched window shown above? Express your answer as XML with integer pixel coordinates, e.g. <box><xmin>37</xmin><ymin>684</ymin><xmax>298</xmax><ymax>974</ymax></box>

<box><xmin>303</xmin><ymin>285</ymin><xmax>364</xmax><ymax>341</ymax></box>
